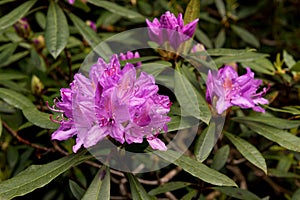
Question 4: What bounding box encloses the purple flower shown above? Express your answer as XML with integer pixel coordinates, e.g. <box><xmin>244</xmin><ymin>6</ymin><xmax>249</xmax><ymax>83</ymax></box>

<box><xmin>119</xmin><ymin>51</ymin><xmax>141</xmax><ymax>68</ymax></box>
<box><xmin>206</xmin><ymin>66</ymin><xmax>269</xmax><ymax>114</ymax></box>
<box><xmin>49</xmin><ymin>55</ymin><xmax>171</xmax><ymax>152</ymax></box>
<box><xmin>68</xmin><ymin>0</ymin><xmax>75</xmax><ymax>4</ymax></box>
<box><xmin>146</xmin><ymin>11</ymin><xmax>198</xmax><ymax>50</ymax></box>
<box><xmin>86</xmin><ymin>20</ymin><xmax>97</xmax><ymax>32</ymax></box>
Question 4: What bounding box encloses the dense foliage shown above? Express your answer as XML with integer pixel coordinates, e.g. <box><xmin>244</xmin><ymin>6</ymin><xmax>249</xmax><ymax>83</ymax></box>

<box><xmin>0</xmin><ymin>0</ymin><xmax>299</xmax><ymax>199</ymax></box>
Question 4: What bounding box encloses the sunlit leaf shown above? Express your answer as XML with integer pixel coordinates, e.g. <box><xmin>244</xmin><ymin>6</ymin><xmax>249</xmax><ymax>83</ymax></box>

<box><xmin>231</xmin><ymin>25</ymin><xmax>260</xmax><ymax>48</ymax></box>
<box><xmin>224</xmin><ymin>132</ymin><xmax>267</xmax><ymax>174</ymax></box>
<box><xmin>213</xmin><ymin>187</ymin><xmax>261</xmax><ymax>200</ymax></box>
<box><xmin>0</xmin><ymin>150</ymin><xmax>88</xmax><ymax>199</ymax></box>
<box><xmin>126</xmin><ymin>173</ymin><xmax>155</xmax><ymax>200</ymax></box>
<box><xmin>45</xmin><ymin>1</ymin><xmax>69</xmax><ymax>59</ymax></box>
<box><xmin>283</xmin><ymin>50</ymin><xmax>296</xmax><ymax>69</ymax></box>
<box><xmin>155</xmin><ymin>150</ymin><xmax>237</xmax><ymax>186</ymax></box>
<box><xmin>0</xmin><ymin>0</ymin><xmax>36</xmax><ymax>30</ymax></box>
<box><xmin>82</xmin><ymin>165</ymin><xmax>110</xmax><ymax>200</ymax></box>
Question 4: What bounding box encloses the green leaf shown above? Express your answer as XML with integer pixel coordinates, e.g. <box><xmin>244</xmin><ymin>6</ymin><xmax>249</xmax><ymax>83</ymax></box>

<box><xmin>7</xmin><ymin>146</ymin><xmax>19</xmax><ymax>169</ymax></box>
<box><xmin>154</xmin><ymin>150</ymin><xmax>237</xmax><ymax>187</ymax></box>
<box><xmin>291</xmin><ymin>61</ymin><xmax>300</xmax><ymax>72</ymax></box>
<box><xmin>0</xmin><ymin>115</ymin><xmax>2</xmax><ymax>137</ymax></box>
<box><xmin>215</xmin><ymin>0</ymin><xmax>226</xmax><ymax>18</ymax></box>
<box><xmin>69</xmin><ymin>180</ymin><xmax>85</xmax><ymax>200</ymax></box>
<box><xmin>292</xmin><ymin>188</ymin><xmax>300</xmax><ymax>200</ymax></box>
<box><xmin>0</xmin><ymin>72</ymin><xmax>27</xmax><ymax>81</ymax></box>
<box><xmin>211</xmin><ymin>145</ymin><xmax>230</xmax><ymax>171</ymax></box>
<box><xmin>45</xmin><ymin>1</ymin><xmax>69</xmax><ymax>59</ymax></box>
<box><xmin>0</xmin><ymin>88</ymin><xmax>35</xmax><ymax>110</ymax></box>
<box><xmin>242</xmin><ymin>121</ymin><xmax>300</xmax><ymax>152</ymax></box>
<box><xmin>126</xmin><ymin>173</ymin><xmax>155</xmax><ymax>200</ymax></box>
<box><xmin>0</xmin><ymin>150</ymin><xmax>88</xmax><ymax>199</ymax></box>
<box><xmin>0</xmin><ymin>43</ymin><xmax>18</xmax><ymax>64</ymax></box>
<box><xmin>214</xmin><ymin>28</ymin><xmax>226</xmax><ymax>48</ymax></box>
<box><xmin>241</xmin><ymin>57</ymin><xmax>275</xmax><ymax>75</ymax></box>
<box><xmin>232</xmin><ymin>116</ymin><xmax>300</xmax><ymax>129</ymax></box>
<box><xmin>141</xmin><ymin>62</ymin><xmax>170</xmax><ymax>77</ymax></box>
<box><xmin>231</xmin><ymin>25</ymin><xmax>260</xmax><ymax>48</ymax></box>
<box><xmin>283</xmin><ymin>50</ymin><xmax>296</xmax><ymax>69</ymax></box>
<box><xmin>149</xmin><ymin>181</ymin><xmax>191</xmax><ymax>195</ymax></box>
<box><xmin>0</xmin><ymin>0</ymin><xmax>36</xmax><ymax>30</ymax></box>
<box><xmin>0</xmin><ymin>0</ymin><xmax>15</xmax><ymax>6</ymax></box>
<box><xmin>82</xmin><ymin>165</ymin><xmax>110</xmax><ymax>200</ymax></box>
<box><xmin>0</xmin><ymin>51</ymin><xmax>29</xmax><ymax>68</ymax></box>
<box><xmin>174</xmin><ymin>67</ymin><xmax>211</xmax><ymax>124</ymax></box>
<box><xmin>22</xmin><ymin>107</ymin><xmax>59</xmax><ymax>129</ymax></box>
<box><xmin>68</xmin><ymin>13</ymin><xmax>101</xmax><ymax>48</ymax></box>
<box><xmin>213</xmin><ymin>52</ymin><xmax>268</xmax><ymax>66</ymax></box>
<box><xmin>184</xmin><ymin>0</ymin><xmax>200</xmax><ymax>25</ymax></box>
<box><xmin>167</xmin><ymin>116</ymin><xmax>199</xmax><ymax>132</ymax></box>
<box><xmin>213</xmin><ymin>187</ymin><xmax>261</xmax><ymax>200</ymax></box>
<box><xmin>224</xmin><ymin>132</ymin><xmax>267</xmax><ymax>174</ymax></box>
<box><xmin>181</xmin><ymin>190</ymin><xmax>198</xmax><ymax>200</ymax></box>
<box><xmin>195</xmin><ymin>29</ymin><xmax>213</xmax><ymax>49</ymax></box>
<box><xmin>268</xmin><ymin>168</ymin><xmax>300</xmax><ymax>178</ymax></box>
<box><xmin>35</xmin><ymin>11</ymin><xmax>46</xmax><ymax>30</ymax></box>
<box><xmin>206</xmin><ymin>48</ymin><xmax>255</xmax><ymax>56</ymax></box>
<box><xmin>194</xmin><ymin>122</ymin><xmax>216</xmax><ymax>162</ymax></box>
<box><xmin>87</xmin><ymin>0</ymin><xmax>144</xmax><ymax>19</ymax></box>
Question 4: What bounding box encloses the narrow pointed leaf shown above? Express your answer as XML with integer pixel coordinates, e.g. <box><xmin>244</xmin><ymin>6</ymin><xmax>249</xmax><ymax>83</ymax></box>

<box><xmin>68</xmin><ymin>13</ymin><xmax>100</xmax><ymax>48</ymax></box>
<box><xmin>82</xmin><ymin>165</ymin><xmax>110</xmax><ymax>200</ymax></box>
<box><xmin>0</xmin><ymin>43</ymin><xmax>18</xmax><ymax>64</ymax></box>
<box><xmin>155</xmin><ymin>150</ymin><xmax>237</xmax><ymax>186</ymax></box>
<box><xmin>0</xmin><ymin>88</ymin><xmax>35</xmax><ymax>110</ymax></box>
<box><xmin>0</xmin><ymin>0</ymin><xmax>36</xmax><ymax>30</ymax></box>
<box><xmin>242</xmin><ymin>121</ymin><xmax>300</xmax><ymax>152</ymax></box>
<box><xmin>233</xmin><ymin>116</ymin><xmax>300</xmax><ymax>129</ymax></box>
<box><xmin>87</xmin><ymin>0</ymin><xmax>144</xmax><ymax>19</ymax></box>
<box><xmin>69</xmin><ymin>180</ymin><xmax>85</xmax><ymax>200</ymax></box>
<box><xmin>231</xmin><ymin>25</ymin><xmax>260</xmax><ymax>48</ymax></box>
<box><xmin>126</xmin><ymin>173</ymin><xmax>155</xmax><ymax>200</ymax></box>
<box><xmin>224</xmin><ymin>132</ymin><xmax>267</xmax><ymax>174</ymax></box>
<box><xmin>213</xmin><ymin>187</ymin><xmax>261</xmax><ymax>200</ymax></box>
<box><xmin>195</xmin><ymin>122</ymin><xmax>216</xmax><ymax>162</ymax></box>
<box><xmin>0</xmin><ymin>150</ymin><xmax>88</xmax><ymax>199</ymax></box>
<box><xmin>22</xmin><ymin>107</ymin><xmax>59</xmax><ymax>129</ymax></box>
<box><xmin>214</xmin><ymin>28</ymin><xmax>226</xmax><ymax>48</ymax></box>
<box><xmin>215</xmin><ymin>0</ymin><xmax>226</xmax><ymax>18</ymax></box>
<box><xmin>211</xmin><ymin>145</ymin><xmax>230</xmax><ymax>171</ymax></box>
<box><xmin>0</xmin><ymin>116</ymin><xmax>2</xmax><ymax>137</ymax></box>
<box><xmin>149</xmin><ymin>181</ymin><xmax>191</xmax><ymax>195</ymax></box>
<box><xmin>0</xmin><ymin>72</ymin><xmax>27</xmax><ymax>81</ymax></box>
<box><xmin>45</xmin><ymin>1</ymin><xmax>69</xmax><ymax>58</ymax></box>
<box><xmin>195</xmin><ymin>29</ymin><xmax>213</xmax><ymax>48</ymax></box>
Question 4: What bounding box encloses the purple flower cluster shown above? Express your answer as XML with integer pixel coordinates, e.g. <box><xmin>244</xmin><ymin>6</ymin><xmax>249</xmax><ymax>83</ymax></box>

<box><xmin>49</xmin><ymin>54</ymin><xmax>171</xmax><ymax>153</ymax></box>
<box><xmin>206</xmin><ymin>66</ymin><xmax>269</xmax><ymax>114</ymax></box>
<box><xmin>119</xmin><ymin>51</ymin><xmax>141</xmax><ymax>68</ymax></box>
<box><xmin>146</xmin><ymin>11</ymin><xmax>198</xmax><ymax>50</ymax></box>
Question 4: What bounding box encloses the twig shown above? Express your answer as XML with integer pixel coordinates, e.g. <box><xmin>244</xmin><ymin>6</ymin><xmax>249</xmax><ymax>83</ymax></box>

<box><xmin>2</xmin><ymin>121</ymin><xmax>55</xmax><ymax>152</ymax></box>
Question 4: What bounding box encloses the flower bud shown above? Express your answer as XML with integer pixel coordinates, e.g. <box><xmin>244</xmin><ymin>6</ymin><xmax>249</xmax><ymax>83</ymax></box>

<box><xmin>13</xmin><ymin>18</ymin><xmax>31</xmax><ymax>39</ymax></box>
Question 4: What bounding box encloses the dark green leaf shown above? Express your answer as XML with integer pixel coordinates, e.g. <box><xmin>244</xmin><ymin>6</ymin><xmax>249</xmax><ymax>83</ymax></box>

<box><xmin>181</xmin><ymin>190</ymin><xmax>198</xmax><ymax>200</ymax></box>
<box><xmin>211</xmin><ymin>145</ymin><xmax>229</xmax><ymax>171</ymax></box>
<box><xmin>0</xmin><ymin>43</ymin><xmax>18</xmax><ymax>64</ymax></box>
<box><xmin>215</xmin><ymin>0</ymin><xmax>226</xmax><ymax>18</ymax></box>
<box><xmin>206</xmin><ymin>48</ymin><xmax>255</xmax><ymax>56</ymax></box>
<box><xmin>87</xmin><ymin>0</ymin><xmax>144</xmax><ymax>19</ymax></box>
<box><xmin>7</xmin><ymin>146</ymin><xmax>19</xmax><ymax>169</ymax></box>
<box><xmin>0</xmin><ymin>51</ymin><xmax>29</xmax><ymax>68</ymax></box>
<box><xmin>242</xmin><ymin>121</ymin><xmax>300</xmax><ymax>152</ymax></box>
<box><xmin>268</xmin><ymin>168</ymin><xmax>300</xmax><ymax>178</ymax></box>
<box><xmin>0</xmin><ymin>0</ymin><xmax>36</xmax><ymax>30</ymax></box>
<box><xmin>292</xmin><ymin>188</ymin><xmax>300</xmax><ymax>200</ymax></box>
<box><xmin>233</xmin><ymin>116</ymin><xmax>300</xmax><ymax>129</ymax></box>
<box><xmin>82</xmin><ymin>165</ymin><xmax>110</xmax><ymax>200</ymax></box>
<box><xmin>22</xmin><ymin>107</ymin><xmax>59</xmax><ymax>129</ymax></box>
<box><xmin>213</xmin><ymin>52</ymin><xmax>268</xmax><ymax>66</ymax></box>
<box><xmin>155</xmin><ymin>150</ymin><xmax>237</xmax><ymax>186</ymax></box>
<box><xmin>0</xmin><ymin>72</ymin><xmax>27</xmax><ymax>81</ymax></box>
<box><xmin>0</xmin><ymin>116</ymin><xmax>2</xmax><ymax>137</ymax></box>
<box><xmin>0</xmin><ymin>0</ymin><xmax>15</xmax><ymax>6</ymax></box>
<box><xmin>45</xmin><ymin>1</ymin><xmax>69</xmax><ymax>59</ymax></box>
<box><xmin>0</xmin><ymin>88</ymin><xmax>35</xmax><ymax>110</ymax></box>
<box><xmin>68</xmin><ymin>13</ymin><xmax>101</xmax><ymax>48</ymax></box>
<box><xmin>149</xmin><ymin>181</ymin><xmax>191</xmax><ymax>195</ymax></box>
<box><xmin>69</xmin><ymin>180</ymin><xmax>85</xmax><ymax>200</ymax></box>
<box><xmin>195</xmin><ymin>29</ymin><xmax>213</xmax><ymax>49</ymax></box>
<box><xmin>35</xmin><ymin>11</ymin><xmax>46</xmax><ymax>30</ymax></box>
<box><xmin>0</xmin><ymin>150</ymin><xmax>88</xmax><ymax>199</ymax></box>
<box><xmin>213</xmin><ymin>187</ymin><xmax>261</xmax><ymax>200</ymax></box>
<box><xmin>214</xmin><ymin>28</ymin><xmax>226</xmax><ymax>48</ymax></box>
<box><xmin>224</xmin><ymin>132</ymin><xmax>267</xmax><ymax>174</ymax></box>
<box><xmin>276</xmin><ymin>154</ymin><xmax>293</xmax><ymax>172</ymax></box>
<box><xmin>291</xmin><ymin>61</ymin><xmax>300</xmax><ymax>72</ymax></box>
<box><xmin>126</xmin><ymin>173</ymin><xmax>155</xmax><ymax>200</ymax></box>
<box><xmin>194</xmin><ymin>122</ymin><xmax>216</xmax><ymax>162</ymax></box>
<box><xmin>231</xmin><ymin>25</ymin><xmax>260</xmax><ymax>48</ymax></box>
<box><xmin>167</xmin><ymin>116</ymin><xmax>199</xmax><ymax>132</ymax></box>
<box><xmin>241</xmin><ymin>57</ymin><xmax>275</xmax><ymax>75</ymax></box>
